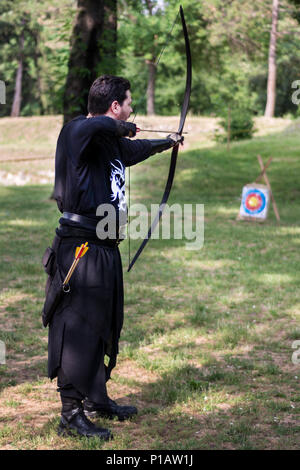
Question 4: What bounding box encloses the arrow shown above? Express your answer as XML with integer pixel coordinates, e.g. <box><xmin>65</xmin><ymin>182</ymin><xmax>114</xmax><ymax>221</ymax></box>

<box><xmin>63</xmin><ymin>242</ymin><xmax>89</xmax><ymax>287</ymax></box>
<box><xmin>136</xmin><ymin>127</ymin><xmax>188</xmax><ymax>134</ymax></box>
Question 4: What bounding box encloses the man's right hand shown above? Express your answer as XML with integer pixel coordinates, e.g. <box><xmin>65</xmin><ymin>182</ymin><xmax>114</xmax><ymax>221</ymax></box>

<box><xmin>116</xmin><ymin>121</ymin><xmax>137</xmax><ymax>138</ymax></box>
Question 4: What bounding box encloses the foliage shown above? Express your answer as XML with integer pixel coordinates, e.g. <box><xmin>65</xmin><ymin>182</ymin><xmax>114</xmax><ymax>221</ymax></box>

<box><xmin>0</xmin><ymin>0</ymin><xmax>42</xmax><ymax>116</ymax></box>
<box><xmin>1</xmin><ymin>0</ymin><xmax>300</xmax><ymax>117</ymax></box>
<box><xmin>208</xmin><ymin>57</ymin><xmax>256</xmax><ymax>141</ymax></box>
<box><xmin>0</xmin><ymin>0</ymin><xmax>76</xmax><ymax>117</ymax></box>
<box><xmin>215</xmin><ymin>107</ymin><xmax>255</xmax><ymax>142</ymax></box>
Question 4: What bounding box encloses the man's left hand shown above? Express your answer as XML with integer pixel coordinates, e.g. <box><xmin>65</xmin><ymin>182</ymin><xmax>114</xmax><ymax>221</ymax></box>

<box><xmin>167</xmin><ymin>133</ymin><xmax>184</xmax><ymax>146</ymax></box>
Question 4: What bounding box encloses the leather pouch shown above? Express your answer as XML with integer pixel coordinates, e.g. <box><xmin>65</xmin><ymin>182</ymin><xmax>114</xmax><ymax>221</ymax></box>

<box><xmin>42</xmin><ymin>246</ymin><xmax>56</xmax><ymax>276</ymax></box>
<box><xmin>42</xmin><ymin>268</ymin><xmax>70</xmax><ymax>328</ymax></box>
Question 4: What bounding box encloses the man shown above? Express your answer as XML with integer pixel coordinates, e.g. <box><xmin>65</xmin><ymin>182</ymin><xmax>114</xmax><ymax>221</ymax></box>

<box><xmin>43</xmin><ymin>75</ymin><xmax>183</xmax><ymax>440</ymax></box>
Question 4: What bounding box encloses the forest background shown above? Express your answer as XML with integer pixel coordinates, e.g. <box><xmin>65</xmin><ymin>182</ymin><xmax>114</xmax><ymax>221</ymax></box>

<box><xmin>1</xmin><ymin>0</ymin><xmax>300</xmax><ymax>124</ymax></box>
<box><xmin>0</xmin><ymin>0</ymin><xmax>300</xmax><ymax>451</ymax></box>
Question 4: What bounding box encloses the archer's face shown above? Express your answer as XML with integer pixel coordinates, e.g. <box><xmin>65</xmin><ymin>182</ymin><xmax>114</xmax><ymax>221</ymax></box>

<box><xmin>117</xmin><ymin>90</ymin><xmax>133</xmax><ymax>121</ymax></box>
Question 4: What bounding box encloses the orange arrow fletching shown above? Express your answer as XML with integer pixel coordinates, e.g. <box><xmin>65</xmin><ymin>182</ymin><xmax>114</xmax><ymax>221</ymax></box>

<box><xmin>75</xmin><ymin>242</ymin><xmax>89</xmax><ymax>259</ymax></box>
<box><xmin>75</xmin><ymin>245</ymin><xmax>83</xmax><ymax>258</ymax></box>
<box><xmin>81</xmin><ymin>246</ymin><xmax>89</xmax><ymax>256</ymax></box>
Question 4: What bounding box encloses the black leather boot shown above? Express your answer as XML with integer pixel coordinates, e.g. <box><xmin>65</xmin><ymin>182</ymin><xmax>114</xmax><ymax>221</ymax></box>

<box><xmin>58</xmin><ymin>398</ymin><xmax>113</xmax><ymax>440</ymax></box>
<box><xmin>83</xmin><ymin>398</ymin><xmax>138</xmax><ymax>421</ymax></box>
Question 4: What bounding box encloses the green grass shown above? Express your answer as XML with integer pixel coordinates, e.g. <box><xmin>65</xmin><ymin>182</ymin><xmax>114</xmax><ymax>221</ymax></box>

<box><xmin>0</xmin><ymin>116</ymin><xmax>299</xmax><ymax>449</ymax></box>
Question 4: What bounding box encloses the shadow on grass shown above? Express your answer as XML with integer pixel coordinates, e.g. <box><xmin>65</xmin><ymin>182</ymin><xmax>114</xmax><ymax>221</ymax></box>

<box><xmin>0</xmin><ymin>133</ymin><xmax>299</xmax><ymax>449</ymax></box>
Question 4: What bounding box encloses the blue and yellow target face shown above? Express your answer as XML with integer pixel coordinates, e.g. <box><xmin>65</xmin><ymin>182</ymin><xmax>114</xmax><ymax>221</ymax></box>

<box><xmin>243</xmin><ymin>189</ymin><xmax>266</xmax><ymax>215</ymax></box>
<box><xmin>239</xmin><ymin>185</ymin><xmax>270</xmax><ymax>220</ymax></box>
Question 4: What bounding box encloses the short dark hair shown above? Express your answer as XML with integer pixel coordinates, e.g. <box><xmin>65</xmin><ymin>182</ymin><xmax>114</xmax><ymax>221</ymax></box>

<box><xmin>87</xmin><ymin>75</ymin><xmax>131</xmax><ymax>115</ymax></box>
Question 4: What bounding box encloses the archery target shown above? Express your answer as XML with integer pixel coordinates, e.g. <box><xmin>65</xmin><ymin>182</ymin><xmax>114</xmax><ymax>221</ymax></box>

<box><xmin>239</xmin><ymin>184</ymin><xmax>270</xmax><ymax>221</ymax></box>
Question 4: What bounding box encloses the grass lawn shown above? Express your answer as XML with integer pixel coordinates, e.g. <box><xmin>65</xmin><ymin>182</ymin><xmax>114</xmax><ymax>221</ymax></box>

<box><xmin>0</xmin><ymin>116</ymin><xmax>299</xmax><ymax>450</ymax></box>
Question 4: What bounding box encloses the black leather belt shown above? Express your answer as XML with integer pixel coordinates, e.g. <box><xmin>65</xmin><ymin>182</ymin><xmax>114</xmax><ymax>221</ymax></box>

<box><xmin>62</xmin><ymin>211</ymin><xmax>121</xmax><ymax>246</ymax></box>
<box><xmin>62</xmin><ymin>211</ymin><xmax>99</xmax><ymax>231</ymax></box>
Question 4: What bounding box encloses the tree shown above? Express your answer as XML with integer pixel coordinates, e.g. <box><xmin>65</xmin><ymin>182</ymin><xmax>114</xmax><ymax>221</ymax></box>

<box><xmin>11</xmin><ymin>25</ymin><xmax>25</xmax><ymax>116</ymax></box>
<box><xmin>0</xmin><ymin>1</ymin><xmax>43</xmax><ymax>117</ymax></box>
<box><xmin>144</xmin><ymin>0</ymin><xmax>156</xmax><ymax>115</ymax></box>
<box><xmin>265</xmin><ymin>0</ymin><xmax>279</xmax><ymax>117</ymax></box>
<box><xmin>118</xmin><ymin>0</ymin><xmax>211</xmax><ymax>116</ymax></box>
<box><xmin>63</xmin><ymin>0</ymin><xmax>117</xmax><ymax>124</ymax></box>
<box><xmin>118</xmin><ymin>0</ymin><xmax>164</xmax><ymax>116</ymax></box>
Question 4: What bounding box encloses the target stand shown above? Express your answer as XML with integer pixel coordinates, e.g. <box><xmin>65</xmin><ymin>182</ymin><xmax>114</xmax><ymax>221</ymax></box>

<box><xmin>237</xmin><ymin>155</ymin><xmax>280</xmax><ymax>223</ymax></box>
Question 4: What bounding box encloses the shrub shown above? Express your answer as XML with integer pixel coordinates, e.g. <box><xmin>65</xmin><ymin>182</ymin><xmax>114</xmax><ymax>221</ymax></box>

<box><xmin>215</xmin><ymin>106</ymin><xmax>256</xmax><ymax>143</ymax></box>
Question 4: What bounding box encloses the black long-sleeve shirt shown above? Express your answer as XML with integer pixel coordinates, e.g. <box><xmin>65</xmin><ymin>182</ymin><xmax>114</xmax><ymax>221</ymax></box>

<box><xmin>54</xmin><ymin>115</ymin><xmax>153</xmax><ymax>217</ymax></box>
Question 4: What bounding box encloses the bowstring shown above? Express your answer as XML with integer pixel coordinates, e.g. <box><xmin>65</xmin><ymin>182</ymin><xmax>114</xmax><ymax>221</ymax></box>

<box><xmin>128</xmin><ymin>165</ymin><xmax>130</xmax><ymax>267</ymax></box>
<box><xmin>128</xmin><ymin>10</ymin><xmax>180</xmax><ymax>268</ymax></box>
<box><xmin>155</xmin><ymin>11</ymin><xmax>179</xmax><ymax>68</ymax></box>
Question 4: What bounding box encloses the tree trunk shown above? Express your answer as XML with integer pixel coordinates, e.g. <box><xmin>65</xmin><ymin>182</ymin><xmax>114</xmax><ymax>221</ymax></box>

<box><xmin>51</xmin><ymin>0</ymin><xmax>117</xmax><ymax>199</ymax></box>
<box><xmin>144</xmin><ymin>0</ymin><xmax>156</xmax><ymax>115</ymax></box>
<box><xmin>264</xmin><ymin>0</ymin><xmax>279</xmax><ymax>118</ymax></box>
<box><xmin>11</xmin><ymin>32</ymin><xmax>24</xmax><ymax>117</ymax></box>
<box><xmin>146</xmin><ymin>59</ymin><xmax>156</xmax><ymax>115</ymax></box>
<box><xmin>102</xmin><ymin>0</ymin><xmax>117</xmax><ymax>72</ymax></box>
<box><xmin>33</xmin><ymin>29</ymin><xmax>44</xmax><ymax>115</ymax></box>
<box><xmin>63</xmin><ymin>0</ymin><xmax>117</xmax><ymax>125</ymax></box>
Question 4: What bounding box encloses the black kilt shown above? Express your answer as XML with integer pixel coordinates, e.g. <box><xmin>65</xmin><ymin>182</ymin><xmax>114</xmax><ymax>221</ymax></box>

<box><xmin>45</xmin><ymin>226</ymin><xmax>123</xmax><ymax>403</ymax></box>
